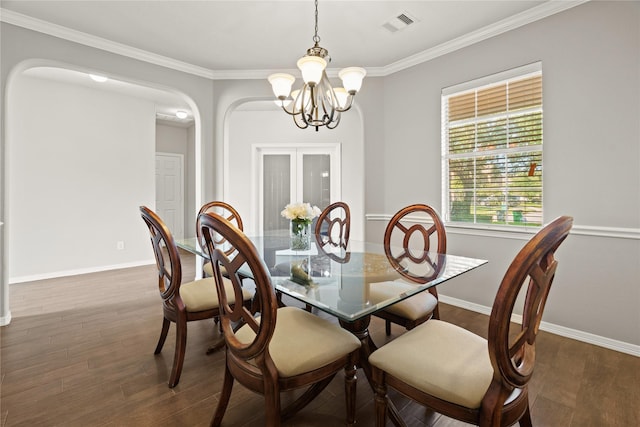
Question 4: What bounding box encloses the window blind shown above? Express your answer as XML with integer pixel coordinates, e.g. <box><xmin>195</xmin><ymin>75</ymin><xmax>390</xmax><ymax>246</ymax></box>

<box><xmin>442</xmin><ymin>67</ymin><xmax>543</xmax><ymax>227</ymax></box>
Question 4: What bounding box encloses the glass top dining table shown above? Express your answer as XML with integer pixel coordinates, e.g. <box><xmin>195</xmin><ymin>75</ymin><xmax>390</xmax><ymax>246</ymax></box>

<box><xmin>176</xmin><ymin>233</ymin><xmax>487</xmax><ymax>324</ymax></box>
<box><xmin>179</xmin><ymin>231</ymin><xmax>487</xmax><ymax>423</ymax></box>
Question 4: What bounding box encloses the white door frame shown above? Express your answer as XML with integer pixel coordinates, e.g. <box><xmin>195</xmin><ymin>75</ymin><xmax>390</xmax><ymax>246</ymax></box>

<box><xmin>252</xmin><ymin>143</ymin><xmax>341</xmax><ymax>234</ymax></box>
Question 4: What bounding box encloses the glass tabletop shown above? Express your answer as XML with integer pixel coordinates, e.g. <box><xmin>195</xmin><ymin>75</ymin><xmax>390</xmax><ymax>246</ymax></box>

<box><xmin>176</xmin><ymin>235</ymin><xmax>487</xmax><ymax>322</ymax></box>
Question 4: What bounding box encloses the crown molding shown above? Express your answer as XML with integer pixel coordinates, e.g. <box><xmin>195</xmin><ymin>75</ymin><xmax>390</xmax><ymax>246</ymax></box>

<box><xmin>0</xmin><ymin>8</ymin><xmax>215</xmax><ymax>79</ymax></box>
<box><xmin>381</xmin><ymin>0</ymin><xmax>590</xmax><ymax>75</ymax></box>
<box><xmin>1</xmin><ymin>1</ymin><xmax>589</xmax><ymax>80</ymax></box>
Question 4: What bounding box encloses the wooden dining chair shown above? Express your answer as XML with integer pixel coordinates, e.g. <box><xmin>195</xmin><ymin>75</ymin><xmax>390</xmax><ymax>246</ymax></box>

<box><xmin>278</xmin><ymin>201</ymin><xmax>352</xmax><ymax>309</ymax></box>
<box><xmin>369</xmin><ymin>216</ymin><xmax>573</xmax><ymax>427</ymax></box>
<box><xmin>197</xmin><ymin>201</ymin><xmax>244</xmax><ymax>278</ymax></box>
<box><xmin>140</xmin><ymin>206</ymin><xmax>253</xmax><ymax>388</ymax></box>
<box><xmin>315</xmin><ymin>201</ymin><xmax>351</xmax><ymax>249</ymax></box>
<box><xmin>373</xmin><ymin>204</ymin><xmax>446</xmax><ymax>335</ymax></box>
<box><xmin>198</xmin><ymin>211</ymin><xmax>361</xmax><ymax>427</ymax></box>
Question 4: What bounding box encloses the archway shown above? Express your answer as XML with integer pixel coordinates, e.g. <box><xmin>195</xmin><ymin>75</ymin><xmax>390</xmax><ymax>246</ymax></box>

<box><xmin>1</xmin><ymin>59</ymin><xmax>203</xmax><ymax>325</ymax></box>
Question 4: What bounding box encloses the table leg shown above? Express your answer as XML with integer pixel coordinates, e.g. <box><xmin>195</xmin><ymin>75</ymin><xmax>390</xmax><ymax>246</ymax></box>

<box><xmin>339</xmin><ymin>316</ymin><xmax>404</xmax><ymax>426</ymax></box>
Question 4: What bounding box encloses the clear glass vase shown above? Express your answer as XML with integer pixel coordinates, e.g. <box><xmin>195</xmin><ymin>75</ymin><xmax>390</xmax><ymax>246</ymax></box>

<box><xmin>290</xmin><ymin>220</ymin><xmax>311</xmax><ymax>251</ymax></box>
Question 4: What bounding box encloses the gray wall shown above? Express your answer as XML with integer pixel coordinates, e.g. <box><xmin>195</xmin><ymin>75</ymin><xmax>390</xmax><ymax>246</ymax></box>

<box><xmin>366</xmin><ymin>1</ymin><xmax>640</xmax><ymax>348</ymax></box>
<box><xmin>1</xmin><ymin>22</ymin><xmax>215</xmax><ymax>324</ymax></box>
<box><xmin>1</xmin><ymin>2</ymin><xmax>638</xmax><ymax>351</ymax></box>
<box><xmin>8</xmin><ymin>74</ymin><xmax>156</xmax><ymax>280</ymax></box>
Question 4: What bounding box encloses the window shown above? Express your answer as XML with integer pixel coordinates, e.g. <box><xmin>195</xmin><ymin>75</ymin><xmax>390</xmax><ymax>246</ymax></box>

<box><xmin>442</xmin><ymin>63</ymin><xmax>543</xmax><ymax>228</ymax></box>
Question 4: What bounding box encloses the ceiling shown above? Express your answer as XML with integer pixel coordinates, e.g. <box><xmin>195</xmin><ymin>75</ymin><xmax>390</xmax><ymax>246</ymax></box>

<box><xmin>1</xmin><ymin>1</ymin><xmax>582</xmax><ymax>122</ymax></box>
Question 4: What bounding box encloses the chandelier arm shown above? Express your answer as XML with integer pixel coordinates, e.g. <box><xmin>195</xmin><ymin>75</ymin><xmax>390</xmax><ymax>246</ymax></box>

<box><xmin>280</xmin><ymin>103</ymin><xmax>302</xmax><ymax>117</ymax></box>
<box><xmin>316</xmin><ymin>75</ymin><xmax>337</xmax><ymax>125</ymax></box>
<box><xmin>326</xmin><ymin>112</ymin><xmax>341</xmax><ymax>129</ymax></box>
<box><xmin>320</xmin><ymin>93</ymin><xmax>336</xmax><ymax>124</ymax></box>
<box><xmin>335</xmin><ymin>96</ymin><xmax>355</xmax><ymax>113</ymax></box>
<box><xmin>301</xmin><ymin>85</ymin><xmax>312</xmax><ymax>127</ymax></box>
<box><xmin>293</xmin><ymin>112</ymin><xmax>309</xmax><ymax>129</ymax></box>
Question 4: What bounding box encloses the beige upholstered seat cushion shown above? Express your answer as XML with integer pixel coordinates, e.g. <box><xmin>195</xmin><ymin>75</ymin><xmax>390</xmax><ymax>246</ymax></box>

<box><xmin>202</xmin><ymin>261</ymin><xmax>229</xmax><ymax>278</ymax></box>
<box><xmin>180</xmin><ymin>277</ymin><xmax>252</xmax><ymax>312</ymax></box>
<box><xmin>369</xmin><ymin>281</ymin><xmax>438</xmax><ymax>320</ymax></box>
<box><xmin>235</xmin><ymin>306</ymin><xmax>361</xmax><ymax>378</ymax></box>
<box><xmin>369</xmin><ymin>319</ymin><xmax>493</xmax><ymax>409</ymax></box>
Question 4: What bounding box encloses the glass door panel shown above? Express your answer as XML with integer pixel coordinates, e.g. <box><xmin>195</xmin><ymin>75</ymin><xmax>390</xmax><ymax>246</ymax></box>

<box><xmin>302</xmin><ymin>153</ymin><xmax>331</xmax><ymax>232</ymax></box>
<box><xmin>263</xmin><ymin>154</ymin><xmax>292</xmax><ymax>234</ymax></box>
<box><xmin>256</xmin><ymin>144</ymin><xmax>340</xmax><ymax>235</ymax></box>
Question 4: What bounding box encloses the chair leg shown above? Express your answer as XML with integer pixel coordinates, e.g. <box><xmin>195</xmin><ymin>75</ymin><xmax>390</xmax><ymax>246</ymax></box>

<box><xmin>385</xmin><ymin>319</ymin><xmax>392</xmax><ymax>336</ymax></box>
<box><xmin>519</xmin><ymin>404</ymin><xmax>533</xmax><ymax>427</ymax></box>
<box><xmin>168</xmin><ymin>317</ymin><xmax>187</xmax><ymax>388</ymax></box>
<box><xmin>211</xmin><ymin>363</ymin><xmax>235</xmax><ymax>427</ymax></box>
<box><xmin>345</xmin><ymin>355</ymin><xmax>358</xmax><ymax>426</ymax></box>
<box><xmin>431</xmin><ymin>304</ymin><xmax>440</xmax><ymax>320</ymax></box>
<box><xmin>264</xmin><ymin>378</ymin><xmax>281</xmax><ymax>427</ymax></box>
<box><xmin>276</xmin><ymin>290</ymin><xmax>286</xmax><ymax>308</ymax></box>
<box><xmin>154</xmin><ymin>317</ymin><xmax>170</xmax><ymax>354</ymax></box>
<box><xmin>372</xmin><ymin>367</ymin><xmax>389</xmax><ymax>427</ymax></box>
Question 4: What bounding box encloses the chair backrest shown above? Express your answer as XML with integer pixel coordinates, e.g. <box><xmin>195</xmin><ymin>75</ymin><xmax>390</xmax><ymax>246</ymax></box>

<box><xmin>315</xmin><ymin>201</ymin><xmax>351</xmax><ymax>249</ymax></box>
<box><xmin>140</xmin><ymin>206</ymin><xmax>182</xmax><ymax>306</ymax></box>
<box><xmin>198</xmin><ymin>211</ymin><xmax>278</xmax><ymax>361</ymax></box>
<box><xmin>383</xmin><ymin>204</ymin><xmax>447</xmax><ymax>284</ymax></box>
<box><xmin>196</xmin><ymin>201</ymin><xmax>243</xmax><ymax>258</ymax></box>
<box><xmin>487</xmin><ymin>216</ymin><xmax>572</xmax><ymax>406</ymax></box>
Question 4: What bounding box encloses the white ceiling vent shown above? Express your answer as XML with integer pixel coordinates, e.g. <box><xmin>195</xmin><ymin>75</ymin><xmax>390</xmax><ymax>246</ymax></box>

<box><xmin>382</xmin><ymin>12</ymin><xmax>417</xmax><ymax>33</ymax></box>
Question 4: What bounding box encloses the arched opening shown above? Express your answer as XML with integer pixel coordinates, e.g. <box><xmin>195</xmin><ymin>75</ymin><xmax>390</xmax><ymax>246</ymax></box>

<box><xmin>221</xmin><ymin>97</ymin><xmax>365</xmax><ymax>239</ymax></box>
<box><xmin>2</xmin><ymin>60</ymin><xmax>203</xmax><ymax>324</ymax></box>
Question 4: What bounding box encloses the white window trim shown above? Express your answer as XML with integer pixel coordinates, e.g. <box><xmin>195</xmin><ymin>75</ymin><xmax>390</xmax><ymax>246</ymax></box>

<box><xmin>441</xmin><ymin>62</ymin><xmax>543</xmax><ymax>232</ymax></box>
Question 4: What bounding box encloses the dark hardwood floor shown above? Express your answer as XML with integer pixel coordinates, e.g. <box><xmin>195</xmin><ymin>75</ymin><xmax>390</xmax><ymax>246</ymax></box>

<box><xmin>1</xmin><ymin>251</ymin><xmax>638</xmax><ymax>426</ymax></box>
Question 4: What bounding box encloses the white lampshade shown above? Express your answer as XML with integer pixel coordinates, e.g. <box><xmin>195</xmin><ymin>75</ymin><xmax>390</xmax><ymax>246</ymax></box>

<box><xmin>297</xmin><ymin>56</ymin><xmax>327</xmax><ymax>85</ymax></box>
<box><xmin>175</xmin><ymin>110</ymin><xmax>188</xmax><ymax>119</ymax></box>
<box><xmin>338</xmin><ymin>67</ymin><xmax>366</xmax><ymax>94</ymax></box>
<box><xmin>331</xmin><ymin>87</ymin><xmax>349</xmax><ymax>109</ymax></box>
<box><xmin>268</xmin><ymin>73</ymin><xmax>295</xmax><ymax>99</ymax></box>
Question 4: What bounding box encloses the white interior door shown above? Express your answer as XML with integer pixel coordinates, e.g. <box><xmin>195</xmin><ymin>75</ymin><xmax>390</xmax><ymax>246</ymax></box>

<box><xmin>155</xmin><ymin>152</ymin><xmax>184</xmax><ymax>238</ymax></box>
<box><xmin>254</xmin><ymin>144</ymin><xmax>340</xmax><ymax>234</ymax></box>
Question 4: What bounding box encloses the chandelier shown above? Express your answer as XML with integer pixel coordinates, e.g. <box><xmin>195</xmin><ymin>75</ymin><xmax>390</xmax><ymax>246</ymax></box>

<box><xmin>267</xmin><ymin>0</ymin><xmax>366</xmax><ymax>131</ymax></box>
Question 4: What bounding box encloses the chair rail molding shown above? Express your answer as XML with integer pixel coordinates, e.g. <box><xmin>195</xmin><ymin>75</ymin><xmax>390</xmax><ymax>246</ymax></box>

<box><xmin>366</xmin><ymin>214</ymin><xmax>640</xmax><ymax>241</ymax></box>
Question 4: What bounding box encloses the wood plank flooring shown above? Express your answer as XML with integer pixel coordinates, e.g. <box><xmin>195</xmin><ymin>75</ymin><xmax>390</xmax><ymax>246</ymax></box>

<box><xmin>1</xmin><ymin>251</ymin><xmax>638</xmax><ymax>426</ymax></box>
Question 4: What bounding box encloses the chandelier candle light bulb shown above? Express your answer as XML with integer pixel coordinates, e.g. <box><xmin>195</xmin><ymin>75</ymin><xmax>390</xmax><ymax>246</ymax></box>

<box><xmin>281</xmin><ymin>202</ymin><xmax>322</xmax><ymax>251</ymax></box>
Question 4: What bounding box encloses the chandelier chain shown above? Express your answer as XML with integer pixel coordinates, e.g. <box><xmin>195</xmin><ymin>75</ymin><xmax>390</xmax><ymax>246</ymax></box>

<box><xmin>313</xmin><ymin>0</ymin><xmax>320</xmax><ymax>44</ymax></box>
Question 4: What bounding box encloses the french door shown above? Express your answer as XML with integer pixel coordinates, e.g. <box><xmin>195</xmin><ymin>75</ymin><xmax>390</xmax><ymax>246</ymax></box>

<box><xmin>254</xmin><ymin>144</ymin><xmax>341</xmax><ymax>234</ymax></box>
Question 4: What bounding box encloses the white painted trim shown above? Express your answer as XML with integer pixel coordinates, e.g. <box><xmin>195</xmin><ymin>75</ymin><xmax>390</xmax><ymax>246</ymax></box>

<box><xmin>8</xmin><ymin>260</ymin><xmax>155</xmax><ymax>284</ymax></box>
<box><xmin>382</xmin><ymin>1</ymin><xmax>588</xmax><ymax>75</ymax></box>
<box><xmin>365</xmin><ymin>214</ymin><xmax>640</xmax><ymax>240</ymax></box>
<box><xmin>439</xmin><ymin>295</ymin><xmax>640</xmax><ymax>357</ymax></box>
<box><xmin>0</xmin><ymin>1</ymin><xmax>588</xmax><ymax>79</ymax></box>
<box><xmin>0</xmin><ymin>8</ymin><xmax>214</xmax><ymax>79</ymax></box>
<box><xmin>0</xmin><ymin>311</ymin><xmax>11</xmax><ymax>327</ymax></box>
<box><xmin>252</xmin><ymin>143</ymin><xmax>342</xmax><ymax>234</ymax></box>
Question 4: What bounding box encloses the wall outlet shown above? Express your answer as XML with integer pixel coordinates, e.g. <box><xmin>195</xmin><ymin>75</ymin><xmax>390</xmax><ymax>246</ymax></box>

<box><xmin>116</xmin><ymin>241</ymin><xmax>125</xmax><ymax>250</ymax></box>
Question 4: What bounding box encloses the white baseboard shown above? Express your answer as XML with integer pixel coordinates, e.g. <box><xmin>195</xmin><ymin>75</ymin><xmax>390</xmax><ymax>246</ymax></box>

<box><xmin>439</xmin><ymin>295</ymin><xmax>640</xmax><ymax>357</ymax></box>
<box><xmin>8</xmin><ymin>260</ymin><xmax>155</xmax><ymax>284</ymax></box>
<box><xmin>0</xmin><ymin>311</ymin><xmax>12</xmax><ymax>326</ymax></box>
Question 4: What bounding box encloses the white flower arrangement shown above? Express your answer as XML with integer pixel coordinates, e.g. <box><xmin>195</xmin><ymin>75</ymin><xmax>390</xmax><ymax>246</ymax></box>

<box><xmin>281</xmin><ymin>202</ymin><xmax>322</xmax><ymax>226</ymax></box>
